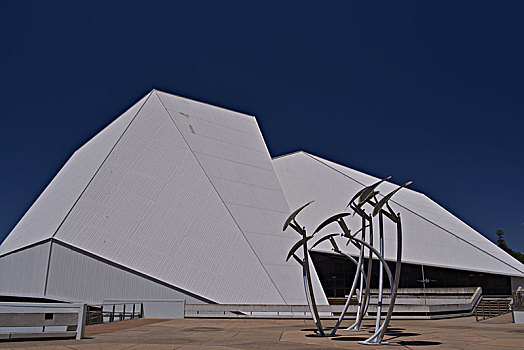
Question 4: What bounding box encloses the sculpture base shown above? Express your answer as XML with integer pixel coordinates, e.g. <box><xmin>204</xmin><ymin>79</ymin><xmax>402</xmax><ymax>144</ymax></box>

<box><xmin>344</xmin><ymin>327</ymin><xmax>364</xmax><ymax>332</ymax></box>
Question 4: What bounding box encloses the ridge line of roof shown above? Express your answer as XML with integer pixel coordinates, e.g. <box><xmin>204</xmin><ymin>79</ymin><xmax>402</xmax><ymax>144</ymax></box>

<box><xmin>272</xmin><ymin>150</ymin><xmax>307</xmax><ymax>160</ymax></box>
<box><xmin>304</xmin><ymin>153</ymin><xmax>524</xmax><ymax>275</ymax></box>
<box><xmin>154</xmin><ymin>89</ymin><xmax>256</xmax><ymax>119</ymax></box>
<box><xmin>0</xmin><ymin>238</ymin><xmax>51</xmax><ymax>258</ymax></box>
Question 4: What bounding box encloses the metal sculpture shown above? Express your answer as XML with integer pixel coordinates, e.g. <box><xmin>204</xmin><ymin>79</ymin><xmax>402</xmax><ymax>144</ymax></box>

<box><xmin>284</xmin><ymin>177</ymin><xmax>411</xmax><ymax>345</ymax></box>
<box><xmin>283</xmin><ymin>201</ymin><xmax>325</xmax><ymax>336</ymax></box>
<box><xmin>322</xmin><ymin>177</ymin><xmax>389</xmax><ymax>335</ymax></box>
<box><xmin>360</xmin><ymin>180</ymin><xmax>410</xmax><ymax>345</ymax></box>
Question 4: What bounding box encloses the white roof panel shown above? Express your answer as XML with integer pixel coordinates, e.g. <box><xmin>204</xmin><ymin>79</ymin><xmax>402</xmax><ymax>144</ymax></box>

<box><xmin>157</xmin><ymin>91</ymin><xmax>327</xmax><ymax>305</ymax></box>
<box><xmin>273</xmin><ymin>151</ymin><xmax>524</xmax><ymax>278</ymax></box>
<box><xmin>52</xmin><ymin>92</ymin><xmax>287</xmax><ymax>304</ymax></box>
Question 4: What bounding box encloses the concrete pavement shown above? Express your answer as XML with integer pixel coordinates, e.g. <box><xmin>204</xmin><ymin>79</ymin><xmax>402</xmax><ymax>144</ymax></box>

<box><xmin>0</xmin><ymin>315</ymin><xmax>522</xmax><ymax>349</ymax></box>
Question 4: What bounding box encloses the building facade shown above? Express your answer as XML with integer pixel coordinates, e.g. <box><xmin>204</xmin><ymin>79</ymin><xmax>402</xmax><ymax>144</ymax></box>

<box><xmin>1</xmin><ymin>90</ymin><xmax>522</xmax><ymax>304</ymax></box>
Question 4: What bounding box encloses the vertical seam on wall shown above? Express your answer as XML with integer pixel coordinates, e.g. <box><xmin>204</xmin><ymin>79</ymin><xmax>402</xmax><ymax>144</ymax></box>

<box><xmin>305</xmin><ymin>152</ymin><xmax>524</xmax><ymax>275</ymax></box>
<box><xmin>155</xmin><ymin>91</ymin><xmax>287</xmax><ymax>304</ymax></box>
<box><xmin>43</xmin><ymin>239</ymin><xmax>54</xmax><ymax>295</ymax></box>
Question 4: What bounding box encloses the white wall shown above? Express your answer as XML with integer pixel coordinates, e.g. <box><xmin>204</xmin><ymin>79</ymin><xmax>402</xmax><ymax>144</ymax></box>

<box><xmin>0</xmin><ymin>242</ymin><xmax>50</xmax><ymax>298</ymax></box>
<box><xmin>45</xmin><ymin>242</ymin><xmax>205</xmax><ymax>304</ymax></box>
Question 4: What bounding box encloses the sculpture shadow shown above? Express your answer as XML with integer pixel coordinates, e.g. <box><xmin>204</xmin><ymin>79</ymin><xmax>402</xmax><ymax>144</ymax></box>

<box><xmin>399</xmin><ymin>340</ymin><xmax>442</xmax><ymax>346</ymax></box>
<box><xmin>305</xmin><ymin>333</ymin><xmax>339</xmax><ymax>338</ymax></box>
<box><xmin>331</xmin><ymin>336</ymin><xmax>370</xmax><ymax>342</ymax></box>
<box><xmin>301</xmin><ymin>327</ymin><xmax>335</xmax><ymax>332</ymax></box>
<box><xmin>384</xmin><ymin>332</ymin><xmax>421</xmax><ymax>338</ymax></box>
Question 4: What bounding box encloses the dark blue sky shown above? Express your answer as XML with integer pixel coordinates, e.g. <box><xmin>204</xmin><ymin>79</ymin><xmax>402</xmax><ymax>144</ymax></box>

<box><xmin>1</xmin><ymin>1</ymin><xmax>523</xmax><ymax>252</ymax></box>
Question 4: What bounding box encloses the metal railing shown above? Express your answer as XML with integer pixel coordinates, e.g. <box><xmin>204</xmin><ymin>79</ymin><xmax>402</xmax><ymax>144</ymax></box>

<box><xmin>474</xmin><ymin>297</ymin><xmax>512</xmax><ymax>321</ymax></box>
<box><xmin>86</xmin><ymin>303</ymin><xmax>143</xmax><ymax>325</ymax></box>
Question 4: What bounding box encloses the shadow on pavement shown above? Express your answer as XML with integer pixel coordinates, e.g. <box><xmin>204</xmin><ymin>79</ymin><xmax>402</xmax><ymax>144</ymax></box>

<box><xmin>399</xmin><ymin>340</ymin><xmax>442</xmax><ymax>346</ymax></box>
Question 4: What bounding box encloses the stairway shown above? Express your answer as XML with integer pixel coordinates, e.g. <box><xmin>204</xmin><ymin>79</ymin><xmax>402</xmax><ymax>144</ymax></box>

<box><xmin>328</xmin><ymin>295</ymin><xmax>359</xmax><ymax>306</ymax></box>
<box><xmin>474</xmin><ymin>297</ymin><xmax>512</xmax><ymax>321</ymax></box>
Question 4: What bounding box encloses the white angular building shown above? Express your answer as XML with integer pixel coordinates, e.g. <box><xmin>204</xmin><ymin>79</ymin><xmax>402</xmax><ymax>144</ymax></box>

<box><xmin>0</xmin><ymin>90</ymin><xmax>324</xmax><ymax>305</ymax></box>
<box><xmin>0</xmin><ymin>90</ymin><xmax>522</xmax><ymax>304</ymax></box>
<box><xmin>273</xmin><ymin>152</ymin><xmax>524</xmax><ymax>296</ymax></box>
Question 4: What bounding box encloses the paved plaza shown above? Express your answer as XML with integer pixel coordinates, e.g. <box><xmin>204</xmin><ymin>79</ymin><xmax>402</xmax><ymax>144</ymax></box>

<box><xmin>0</xmin><ymin>315</ymin><xmax>522</xmax><ymax>349</ymax></box>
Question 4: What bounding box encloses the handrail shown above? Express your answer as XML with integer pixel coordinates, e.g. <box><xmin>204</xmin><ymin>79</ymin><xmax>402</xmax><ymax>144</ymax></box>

<box><xmin>86</xmin><ymin>302</ymin><xmax>143</xmax><ymax>325</ymax></box>
<box><xmin>185</xmin><ymin>298</ymin><xmax>480</xmax><ymax>318</ymax></box>
<box><xmin>474</xmin><ymin>297</ymin><xmax>512</xmax><ymax>322</ymax></box>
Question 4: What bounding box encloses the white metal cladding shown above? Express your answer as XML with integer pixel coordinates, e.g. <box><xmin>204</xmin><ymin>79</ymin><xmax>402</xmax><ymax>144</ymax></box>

<box><xmin>157</xmin><ymin>91</ymin><xmax>327</xmax><ymax>305</ymax></box>
<box><xmin>273</xmin><ymin>151</ymin><xmax>524</xmax><ymax>278</ymax></box>
<box><xmin>0</xmin><ymin>94</ymin><xmax>150</xmax><ymax>256</ymax></box>
<box><xmin>53</xmin><ymin>92</ymin><xmax>287</xmax><ymax>304</ymax></box>
<box><xmin>45</xmin><ymin>242</ymin><xmax>205</xmax><ymax>304</ymax></box>
<box><xmin>0</xmin><ymin>241</ymin><xmax>50</xmax><ymax>297</ymax></box>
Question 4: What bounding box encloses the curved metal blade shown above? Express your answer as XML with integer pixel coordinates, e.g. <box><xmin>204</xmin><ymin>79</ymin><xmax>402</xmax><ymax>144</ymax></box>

<box><xmin>283</xmin><ymin>201</ymin><xmax>314</xmax><ymax>231</ymax></box>
<box><xmin>372</xmin><ymin>181</ymin><xmax>412</xmax><ymax>217</ymax></box>
<box><xmin>286</xmin><ymin>235</ymin><xmax>314</xmax><ymax>262</ymax></box>
<box><xmin>347</xmin><ymin>187</ymin><xmax>366</xmax><ymax>207</ymax></box>
<box><xmin>358</xmin><ymin>176</ymin><xmax>392</xmax><ymax>205</ymax></box>
<box><xmin>314</xmin><ymin>213</ymin><xmax>351</xmax><ymax>234</ymax></box>
<box><xmin>310</xmin><ymin>233</ymin><xmax>340</xmax><ymax>250</ymax></box>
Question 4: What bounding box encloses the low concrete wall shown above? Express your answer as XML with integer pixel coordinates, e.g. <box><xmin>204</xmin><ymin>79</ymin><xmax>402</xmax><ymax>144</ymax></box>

<box><xmin>0</xmin><ymin>302</ymin><xmax>86</xmax><ymax>340</ymax></box>
<box><xmin>103</xmin><ymin>299</ymin><xmax>185</xmax><ymax>319</ymax></box>
<box><xmin>513</xmin><ymin>311</ymin><xmax>524</xmax><ymax>324</ymax></box>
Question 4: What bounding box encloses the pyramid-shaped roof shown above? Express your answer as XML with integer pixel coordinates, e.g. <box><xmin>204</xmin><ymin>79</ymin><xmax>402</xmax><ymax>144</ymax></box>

<box><xmin>0</xmin><ymin>91</ymin><xmax>326</xmax><ymax>304</ymax></box>
<box><xmin>273</xmin><ymin>151</ymin><xmax>524</xmax><ymax>278</ymax></box>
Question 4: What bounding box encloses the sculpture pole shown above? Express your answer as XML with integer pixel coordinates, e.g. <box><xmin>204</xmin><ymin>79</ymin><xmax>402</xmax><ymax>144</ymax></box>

<box><xmin>340</xmin><ymin>177</ymin><xmax>391</xmax><ymax>333</ymax></box>
<box><xmin>309</xmin><ymin>231</ymin><xmax>373</xmax><ymax>336</ymax></box>
<box><xmin>376</xmin><ymin>211</ymin><xmax>385</xmax><ymax>331</ymax></box>
<box><xmin>361</xmin><ymin>213</ymin><xmax>402</xmax><ymax>345</ymax></box>
<box><xmin>302</xmin><ymin>231</ymin><xmax>325</xmax><ymax>336</ymax></box>
<box><xmin>361</xmin><ymin>186</ymin><xmax>406</xmax><ymax>346</ymax></box>
<box><xmin>283</xmin><ymin>202</ymin><xmax>325</xmax><ymax>336</ymax></box>
<box><xmin>346</xmin><ymin>211</ymin><xmax>372</xmax><ymax>331</ymax></box>
<box><xmin>329</xmin><ymin>214</ymin><xmax>365</xmax><ymax>335</ymax></box>
<box><xmin>335</xmin><ymin>234</ymin><xmax>396</xmax><ymax>337</ymax></box>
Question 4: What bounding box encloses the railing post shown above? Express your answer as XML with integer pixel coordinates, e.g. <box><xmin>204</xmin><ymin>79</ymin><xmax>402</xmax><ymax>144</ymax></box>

<box><xmin>76</xmin><ymin>304</ymin><xmax>87</xmax><ymax>340</ymax></box>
